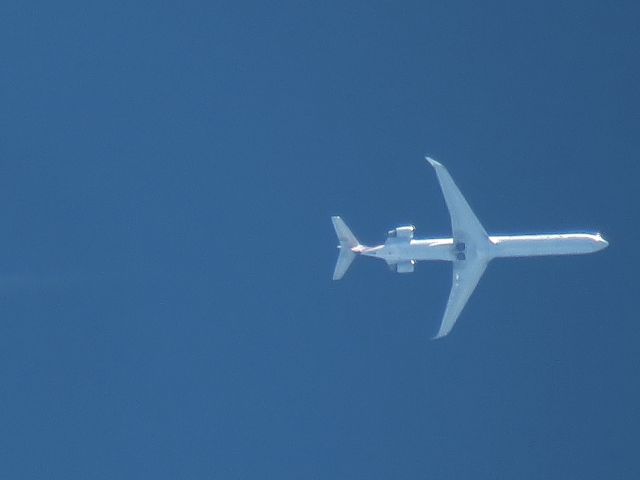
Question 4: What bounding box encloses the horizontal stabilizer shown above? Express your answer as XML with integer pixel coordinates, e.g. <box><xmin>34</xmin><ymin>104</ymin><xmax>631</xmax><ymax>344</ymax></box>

<box><xmin>333</xmin><ymin>248</ymin><xmax>356</xmax><ymax>280</ymax></box>
<box><xmin>331</xmin><ymin>216</ymin><xmax>361</xmax><ymax>280</ymax></box>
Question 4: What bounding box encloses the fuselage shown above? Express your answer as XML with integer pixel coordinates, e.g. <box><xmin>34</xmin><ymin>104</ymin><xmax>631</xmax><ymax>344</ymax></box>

<box><xmin>360</xmin><ymin>232</ymin><xmax>608</xmax><ymax>264</ymax></box>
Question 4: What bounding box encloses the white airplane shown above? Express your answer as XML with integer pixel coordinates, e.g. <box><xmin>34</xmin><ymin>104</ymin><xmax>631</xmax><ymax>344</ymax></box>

<box><xmin>332</xmin><ymin>158</ymin><xmax>608</xmax><ymax>339</ymax></box>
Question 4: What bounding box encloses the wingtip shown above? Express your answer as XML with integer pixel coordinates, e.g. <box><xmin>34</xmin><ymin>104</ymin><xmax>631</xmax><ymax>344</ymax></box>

<box><xmin>425</xmin><ymin>156</ymin><xmax>441</xmax><ymax>168</ymax></box>
<box><xmin>431</xmin><ymin>331</ymin><xmax>447</xmax><ymax>341</ymax></box>
<box><xmin>431</xmin><ymin>321</ymin><xmax>452</xmax><ymax>340</ymax></box>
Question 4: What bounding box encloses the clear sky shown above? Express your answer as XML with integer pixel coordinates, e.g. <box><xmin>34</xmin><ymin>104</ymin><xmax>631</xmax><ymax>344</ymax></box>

<box><xmin>2</xmin><ymin>1</ymin><xmax>638</xmax><ymax>478</ymax></box>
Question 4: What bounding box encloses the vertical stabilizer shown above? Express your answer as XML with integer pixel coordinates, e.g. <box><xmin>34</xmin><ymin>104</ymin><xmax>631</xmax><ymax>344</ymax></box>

<box><xmin>331</xmin><ymin>216</ymin><xmax>361</xmax><ymax>280</ymax></box>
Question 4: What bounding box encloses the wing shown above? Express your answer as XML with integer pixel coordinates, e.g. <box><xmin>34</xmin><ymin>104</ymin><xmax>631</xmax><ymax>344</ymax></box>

<box><xmin>426</xmin><ymin>158</ymin><xmax>491</xmax><ymax>338</ymax></box>
<box><xmin>426</xmin><ymin>157</ymin><xmax>488</xmax><ymax>242</ymax></box>
<box><xmin>433</xmin><ymin>258</ymin><xmax>488</xmax><ymax>339</ymax></box>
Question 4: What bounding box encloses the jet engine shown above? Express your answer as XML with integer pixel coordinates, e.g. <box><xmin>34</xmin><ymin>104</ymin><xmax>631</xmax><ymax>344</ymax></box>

<box><xmin>387</xmin><ymin>225</ymin><xmax>416</xmax><ymax>240</ymax></box>
<box><xmin>390</xmin><ymin>260</ymin><xmax>415</xmax><ymax>273</ymax></box>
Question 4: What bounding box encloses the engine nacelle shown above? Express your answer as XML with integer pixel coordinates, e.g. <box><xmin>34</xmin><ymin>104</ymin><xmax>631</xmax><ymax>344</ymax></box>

<box><xmin>387</xmin><ymin>225</ymin><xmax>416</xmax><ymax>240</ymax></box>
<box><xmin>390</xmin><ymin>260</ymin><xmax>415</xmax><ymax>273</ymax></box>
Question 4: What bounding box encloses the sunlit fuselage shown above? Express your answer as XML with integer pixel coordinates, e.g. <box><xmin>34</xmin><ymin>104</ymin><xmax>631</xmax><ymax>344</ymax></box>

<box><xmin>359</xmin><ymin>233</ymin><xmax>608</xmax><ymax>264</ymax></box>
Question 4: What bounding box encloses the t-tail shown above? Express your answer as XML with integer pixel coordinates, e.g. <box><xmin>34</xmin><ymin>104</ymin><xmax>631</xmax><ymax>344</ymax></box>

<box><xmin>331</xmin><ymin>216</ymin><xmax>364</xmax><ymax>280</ymax></box>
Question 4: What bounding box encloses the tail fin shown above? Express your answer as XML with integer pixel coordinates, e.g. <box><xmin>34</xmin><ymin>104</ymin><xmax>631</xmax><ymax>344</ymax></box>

<box><xmin>331</xmin><ymin>216</ymin><xmax>361</xmax><ymax>280</ymax></box>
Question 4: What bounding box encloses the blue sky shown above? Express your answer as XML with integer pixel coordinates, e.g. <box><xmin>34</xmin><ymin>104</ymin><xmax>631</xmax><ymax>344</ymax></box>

<box><xmin>2</xmin><ymin>1</ymin><xmax>638</xmax><ymax>478</ymax></box>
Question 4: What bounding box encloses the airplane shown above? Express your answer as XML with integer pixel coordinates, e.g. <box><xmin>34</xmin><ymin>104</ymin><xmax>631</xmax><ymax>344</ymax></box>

<box><xmin>331</xmin><ymin>158</ymin><xmax>608</xmax><ymax>339</ymax></box>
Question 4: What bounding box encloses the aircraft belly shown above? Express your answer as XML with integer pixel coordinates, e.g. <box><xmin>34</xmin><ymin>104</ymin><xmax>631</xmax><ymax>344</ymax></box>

<box><xmin>409</xmin><ymin>241</ymin><xmax>454</xmax><ymax>261</ymax></box>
